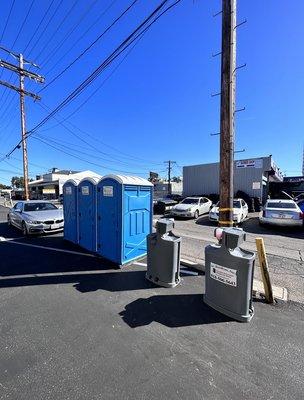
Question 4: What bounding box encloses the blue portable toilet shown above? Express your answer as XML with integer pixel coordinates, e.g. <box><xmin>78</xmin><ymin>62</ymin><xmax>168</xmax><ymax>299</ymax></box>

<box><xmin>97</xmin><ymin>174</ymin><xmax>153</xmax><ymax>265</ymax></box>
<box><xmin>63</xmin><ymin>179</ymin><xmax>80</xmax><ymax>244</ymax></box>
<box><xmin>77</xmin><ymin>177</ymin><xmax>99</xmax><ymax>252</ymax></box>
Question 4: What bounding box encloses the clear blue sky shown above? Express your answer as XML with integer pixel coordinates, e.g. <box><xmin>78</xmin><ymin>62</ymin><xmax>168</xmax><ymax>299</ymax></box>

<box><xmin>0</xmin><ymin>0</ymin><xmax>303</xmax><ymax>185</ymax></box>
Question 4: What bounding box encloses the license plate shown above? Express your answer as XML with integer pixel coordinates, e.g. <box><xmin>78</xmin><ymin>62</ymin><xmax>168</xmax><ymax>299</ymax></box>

<box><xmin>272</xmin><ymin>213</ymin><xmax>290</xmax><ymax>219</ymax></box>
<box><xmin>51</xmin><ymin>224</ymin><xmax>61</xmax><ymax>230</ymax></box>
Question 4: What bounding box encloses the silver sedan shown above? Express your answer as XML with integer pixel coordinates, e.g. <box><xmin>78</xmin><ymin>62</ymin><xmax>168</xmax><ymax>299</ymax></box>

<box><xmin>259</xmin><ymin>199</ymin><xmax>303</xmax><ymax>227</ymax></box>
<box><xmin>8</xmin><ymin>201</ymin><xmax>64</xmax><ymax>235</ymax></box>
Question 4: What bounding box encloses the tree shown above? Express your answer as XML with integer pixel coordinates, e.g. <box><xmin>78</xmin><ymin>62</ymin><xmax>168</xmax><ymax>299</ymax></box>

<box><xmin>11</xmin><ymin>176</ymin><xmax>24</xmax><ymax>189</ymax></box>
<box><xmin>0</xmin><ymin>183</ymin><xmax>10</xmax><ymax>189</ymax></box>
<box><xmin>172</xmin><ymin>176</ymin><xmax>182</xmax><ymax>183</ymax></box>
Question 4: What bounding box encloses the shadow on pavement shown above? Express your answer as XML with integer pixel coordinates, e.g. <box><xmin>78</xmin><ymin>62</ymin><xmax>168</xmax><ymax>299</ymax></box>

<box><xmin>0</xmin><ymin>270</ymin><xmax>155</xmax><ymax>293</ymax></box>
<box><xmin>242</xmin><ymin>217</ymin><xmax>304</xmax><ymax>239</ymax></box>
<box><xmin>0</xmin><ymin>237</ymin><xmax>114</xmax><ymax>277</ymax></box>
<box><xmin>74</xmin><ymin>270</ymin><xmax>153</xmax><ymax>292</ymax></box>
<box><xmin>195</xmin><ymin>214</ymin><xmax>304</xmax><ymax>240</ymax></box>
<box><xmin>195</xmin><ymin>215</ymin><xmax>216</xmax><ymax>227</ymax></box>
<box><xmin>0</xmin><ymin>220</ymin><xmax>19</xmax><ymax>238</ymax></box>
<box><xmin>119</xmin><ymin>293</ymin><xmax>232</xmax><ymax>328</ymax></box>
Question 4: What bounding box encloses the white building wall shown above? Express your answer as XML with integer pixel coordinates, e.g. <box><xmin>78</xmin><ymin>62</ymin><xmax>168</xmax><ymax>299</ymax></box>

<box><xmin>183</xmin><ymin>157</ymin><xmax>275</xmax><ymax>198</ymax></box>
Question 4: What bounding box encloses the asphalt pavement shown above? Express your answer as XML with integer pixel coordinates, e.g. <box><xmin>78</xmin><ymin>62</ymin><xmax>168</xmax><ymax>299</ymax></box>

<box><xmin>0</xmin><ymin>206</ymin><xmax>304</xmax><ymax>400</ymax></box>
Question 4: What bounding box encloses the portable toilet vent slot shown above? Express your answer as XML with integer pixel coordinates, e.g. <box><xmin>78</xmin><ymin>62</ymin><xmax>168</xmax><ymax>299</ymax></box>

<box><xmin>97</xmin><ymin>174</ymin><xmax>153</xmax><ymax>265</ymax></box>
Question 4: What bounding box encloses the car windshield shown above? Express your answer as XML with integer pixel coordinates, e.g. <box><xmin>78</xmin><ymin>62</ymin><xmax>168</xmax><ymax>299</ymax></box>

<box><xmin>267</xmin><ymin>202</ymin><xmax>297</xmax><ymax>209</ymax></box>
<box><xmin>181</xmin><ymin>198</ymin><xmax>199</xmax><ymax>205</ymax></box>
<box><xmin>233</xmin><ymin>200</ymin><xmax>241</xmax><ymax>208</ymax></box>
<box><xmin>23</xmin><ymin>203</ymin><xmax>58</xmax><ymax>212</ymax></box>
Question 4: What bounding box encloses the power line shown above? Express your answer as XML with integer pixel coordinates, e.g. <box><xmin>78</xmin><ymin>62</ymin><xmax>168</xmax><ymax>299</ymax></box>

<box><xmin>0</xmin><ymin>0</ymin><xmax>56</xmax><ymax>117</ymax></box>
<box><xmin>0</xmin><ymin>152</ymin><xmax>50</xmax><ymax>170</ymax></box>
<box><xmin>0</xmin><ymin>0</ymin><xmax>37</xmax><ymax>112</ymax></box>
<box><xmin>38</xmin><ymin>23</ymin><xmax>149</xmax><ymax>131</ymax></box>
<box><xmin>37</xmin><ymin>101</ymin><xmax>163</xmax><ymax>166</ymax></box>
<box><xmin>0</xmin><ymin>0</ymin><xmax>16</xmax><ymax>42</ymax></box>
<box><xmin>39</xmin><ymin>0</ymin><xmax>139</xmax><ymax>93</ymax></box>
<box><xmin>11</xmin><ymin>0</ymin><xmax>36</xmax><ymax>50</ymax></box>
<box><xmin>27</xmin><ymin>0</ymin><xmax>179</xmax><ymax>134</ymax></box>
<box><xmin>0</xmin><ymin>107</ymin><xmax>19</xmax><ymax>144</ymax></box>
<box><xmin>34</xmin><ymin>131</ymin><xmax>154</xmax><ymax>169</ymax></box>
<box><xmin>2</xmin><ymin>0</ymin><xmax>181</xmax><ymax>162</ymax></box>
<box><xmin>34</xmin><ymin>101</ymin><xmax>162</xmax><ymax>168</ymax></box>
<box><xmin>0</xmin><ymin>90</ymin><xmax>18</xmax><ymax>123</ymax></box>
<box><xmin>34</xmin><ymin>0</ymin><xmax>79</xmax><ymax>62</ymax></box>
<box><xmin>44</xmin><ymin>0</ymin><xmax>118</xmax><ymax>77</ymax></box>
<box><xmin>0</xmin><ymin>0</ymin><xmax>36</xmax><ymax>108</ymax></box>
<box><xmin>38</xmin><ymin>0</ymin><xmax>100</xmax><ymax>69</ymax></box>
<box><xmin>23</xmin><ymin>0</ymin><xmax>57</xmax><ymax>54</ymax></box>
<box><xmin>41</xmin><ymin>113</ymin><xmax>163</xmax><ymax>165</ymax></box>
<box><xmin>33</xmin><ymin>135</ymin><xmax>149</xmax><ymax>176</ymax></box>
<box><xmin>26</xmin><ymin>0</ymin><xmax>64</xmax><ymax>58</ymax></box>
<box><xmin>3</xmin><ymin>159</ymin><xmax>23</xmax><ymax>172</ymax></box>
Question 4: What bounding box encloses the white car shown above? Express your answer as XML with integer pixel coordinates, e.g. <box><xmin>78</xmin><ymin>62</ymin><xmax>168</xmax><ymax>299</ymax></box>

<box><xmin>8</xmin><ymin>200</ymin><xmax>64</xmax><ymax>235</ymax></box>
<box><xmin>170</xmin><ymin>197</ymin><xmax>212</xmax><ymax>219</ymax></box>
<box><xmin>209</xmin><ymin>198</ymin><xmax>249</xmax><ymax>224</ymax></box>
<box><xmin>259</xmin><ymin>199</ymin><xmax>303</xmax><ymax>227</ymax></box>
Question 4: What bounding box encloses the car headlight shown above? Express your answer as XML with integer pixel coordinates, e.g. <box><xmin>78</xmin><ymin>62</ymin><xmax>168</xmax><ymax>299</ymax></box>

<box><xmin>187</xmin><ymin>208</ymin><xmax>192</xmax><ymax>212</ymax></box>
<box><xmin>29</xmin><ymin>220</ymin><xmax>42</xmax><ymax>225</ymax></box>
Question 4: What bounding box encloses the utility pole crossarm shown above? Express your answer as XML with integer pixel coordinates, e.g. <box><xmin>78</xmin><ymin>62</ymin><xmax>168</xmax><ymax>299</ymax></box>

<box><xmin>0</xmin><ymin>45</ymin><xmax>39</xmax><ymax>67</ymax></box>
<box><xmin>0</xmin><ymin>80</ymin><xmax>41</xmax><ymax>100</ymax></box>
<box><xmin>0</xmin><ymin>59</ymin><xmax>44</xmax><ymax>82</ymax></box>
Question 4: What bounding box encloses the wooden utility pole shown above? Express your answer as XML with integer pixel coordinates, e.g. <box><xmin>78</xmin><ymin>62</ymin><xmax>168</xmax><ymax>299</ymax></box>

<box><xmin>218</xmin><ymin>0</ymin><xmax>236</xmax><ymax>227</ymax></box>
<box><xmin>19</xmin><ymin>54</ymin><xmax>29</xmax><ymax>200</ymax></box>
<box><xmin>165</xmin><ymin>160</ymin><xmax>175</xmax><ymax>195</ymax></box>
<box><xmin>0</xmin><ymin>46</ymin><xmax>44</xmax><ymax>200</ymax></box>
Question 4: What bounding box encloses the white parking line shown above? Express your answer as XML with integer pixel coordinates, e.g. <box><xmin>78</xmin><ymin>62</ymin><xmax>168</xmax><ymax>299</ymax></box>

<box><xmin>133</xmin><ymin>262</ymin><xmax>147</xmax><ymax>267</ymax></box>
<box><xmin>0</xmin><ymin>238</ymin><xmax>97</xmax><ymax>257</ymax></box>
<box><xmin>0</xmin><ymin>270</ymin><xmax>111</xmax><ymax>281</ymax></box>
<box><xmin>0</xmin><ymin>236</ymin><xmax>25</xmax><ymax>242</ymax></box>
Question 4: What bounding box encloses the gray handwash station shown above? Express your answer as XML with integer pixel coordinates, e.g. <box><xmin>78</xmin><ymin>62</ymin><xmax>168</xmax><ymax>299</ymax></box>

<box><xmin>204</xmin><ymin>227</ymin><xmax>255</xmax><ymax>322</ymax></box>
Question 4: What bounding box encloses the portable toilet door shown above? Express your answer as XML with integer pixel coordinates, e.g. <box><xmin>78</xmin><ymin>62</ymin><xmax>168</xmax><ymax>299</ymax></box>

<box><xmin>78</xmin><ymin>177</ymin><xmax>99</xmax><ymax>252</ymax></box>
<box><xmin>63</xmin><ymin>179</ymin><xmax>79</xmax><ymax>244</ymax></box>
<box><xmin>97</xmin><ymin>175</ymin><xmax>153</xmax><ymax>264</ymax></box>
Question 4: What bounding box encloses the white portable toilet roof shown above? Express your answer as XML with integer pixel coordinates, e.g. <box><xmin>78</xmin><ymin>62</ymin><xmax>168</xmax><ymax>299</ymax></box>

<box><xmin>63</xmin><ymin>178</ymin><xmax>80</xmax><ymax>186</ymax></box>
<box><xmin>100</xmin><ymin>174</ymin><xmax>153</xmax><ymax>187</ymax></box>
<box><xmin>79</xmin><ymin>176</ymin><xmax>100</xmax><ymax>185</ymax></box>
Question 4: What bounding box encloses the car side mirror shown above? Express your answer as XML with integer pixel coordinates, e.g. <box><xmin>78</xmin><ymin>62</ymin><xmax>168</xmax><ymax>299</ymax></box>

<box><xmin>15</xmin><ymin>209</ymin><xmax>21</xmax><ymax>213</ymax></box>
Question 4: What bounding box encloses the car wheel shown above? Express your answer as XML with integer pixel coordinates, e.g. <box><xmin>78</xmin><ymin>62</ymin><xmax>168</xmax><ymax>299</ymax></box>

<box><xmin>194</xmin><ymin>210</ymin><xmax>199</xmax><ymax>219</ymax></box>
<box><xmin>22</xmin><ymin>222</ymin><xmax>28</xmax><ymax>236</ymax></box>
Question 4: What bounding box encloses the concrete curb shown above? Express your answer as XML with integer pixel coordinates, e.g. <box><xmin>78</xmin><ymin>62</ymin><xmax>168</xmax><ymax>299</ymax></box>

<box><xmin>252</xmin><ymin>280</ymin><xmax>288</xmax><ymax>302</ymax></box>
<box><xmin>180</xmin><ymin>258</ymin><xmax>288</xmax><ymax>302</ymax></box>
